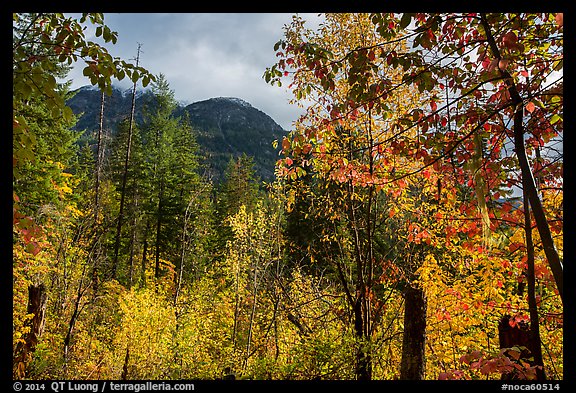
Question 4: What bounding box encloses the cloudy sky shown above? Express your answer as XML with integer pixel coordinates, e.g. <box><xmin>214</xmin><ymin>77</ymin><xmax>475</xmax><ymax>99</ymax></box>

<box><xmin>64</xmin><ymin>13</ymin><xmax>324</xmax><ymax>131</ymax></box>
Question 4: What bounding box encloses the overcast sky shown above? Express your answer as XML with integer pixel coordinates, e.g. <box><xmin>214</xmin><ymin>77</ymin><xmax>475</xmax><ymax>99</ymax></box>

<box><xmin>64</xmin><ymin>13</ymin><xmax>324</xmax><ymax>131</ymax></box>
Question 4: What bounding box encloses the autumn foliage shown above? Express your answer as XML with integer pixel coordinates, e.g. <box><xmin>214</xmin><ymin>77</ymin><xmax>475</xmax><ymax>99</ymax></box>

<box><xmin>13</xmin><ymin>13</ymin><xmax>562</xmax><ymax>381</ymax></box>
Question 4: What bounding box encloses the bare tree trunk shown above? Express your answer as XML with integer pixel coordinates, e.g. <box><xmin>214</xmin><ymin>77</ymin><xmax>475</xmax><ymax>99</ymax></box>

<box><xmin>522</xmin><ymin>188</ymin><xmax>546</xmax><ymax>380</ymax></box>
<box><xmin>121</xmin><ymin>346</ymin><xmax>130</xmax><ymax>380</ymax></box>
<box><xmin>400</xmin><ymin>285</ymin><xmax>427</xmax><ymax>380</ymax></box>
<box><xmin>354</xmin><ymin>295</ymin><xmax>372</xmax><ymax>380</ymax></box>
<box><xmin>243</xmin><ymin>264</ymin><xmax>259</xmax><ymax>373</ymax></box>
<box><xmin>141</xmin><ymin>219</ymin><xmax>150</xmax><ymax>287</ymax></box>
<box><xmin>174</xmin><ymin>196</ymin><xmax>195</xmax><ymax>307</ymax></box>
<box><xmin>13</xmin><ymin>284</ymin><xmax>47</xmax><ymax>379</ymax></box>
<box><xmin>480</xmin><ymin>14</ymin><xmax>562</xmax><ymax>303</ymax></box>
<box><xmin>232</xmin><ymin>262</ymin><xmax>241</xmax><ymax>348</ymax></box>
<box><xmin>112</xmin><ymin>44</ymin><xmax>141</xmax><ymax>280</ymax></box>
<box><xmin>154</xmin><ymin>178</ymin><xmax>165</xmax><ymax>280</ymax></box>
<box><xmin>94</xmin><ymin>90</ymin><xmax>105</xmax><ymax>223</ymax></box>
<box><xmin>63</xmin><ymin>263</ymin><xmax>88</xmax><ymax>372</ymax></box>
<box><xmin>128</xmin><ymin>184</ymin><xmax>140</xmax><ymax>288</ymax></box>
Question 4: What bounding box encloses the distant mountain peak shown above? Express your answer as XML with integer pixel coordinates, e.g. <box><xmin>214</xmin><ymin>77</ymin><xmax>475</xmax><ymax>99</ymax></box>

<box><xmin>67</xmin><ymin>85</ymin><xmax>285</xmax><ymax>182</ymax></box>
<box><xmin>78</xmin><ymin>85</ymin><xmax>100</xmax><ymax>92</ymax></box>
<box><xmin>75</xmin><ymin>84</ymin><xmax>146</xmax><ymax>99</ymax></box>
<box><xmin>210</xmin><ymin>97</ymin><xmax>253</xmax><ymax>108</ymax></box>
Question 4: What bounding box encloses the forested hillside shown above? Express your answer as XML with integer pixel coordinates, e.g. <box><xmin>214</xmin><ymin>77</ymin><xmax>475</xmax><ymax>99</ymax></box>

<box><xmin>13</xmin><ymin>13</ymin><xmax>563</xmax><ymax>382</ymax></box>
<box><xmin>67</xmin><ymin>86</ymin><xmax>286</xmax><ymax>181</ymax></box>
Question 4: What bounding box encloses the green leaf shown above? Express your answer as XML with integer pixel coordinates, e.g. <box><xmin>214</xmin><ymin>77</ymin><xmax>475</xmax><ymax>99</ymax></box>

<box><xmin>20</xmin><ymin>82</ymin><xmax>33</xmax><ymax>100</ymax></box>
<box><xmin>550</xmin><ymin>114</ymin><xmax>561</xmax><ymax>124</ymax></box>
<box><xmin>131</xmin><ymin>70</ymin><xmax>140</xmax><ymax>83</ymax></box>
<box><xmin>17</xmin><ymin>147</ymin><xmax>36</xmax><ymax>163</ymax></box>
<box><xmin>63</xmin><ymin>106</ymin><xmax>74</xmax><ymax>122</ymax></box>
<box><xmin>103</xmin><ymin>26</ymin><xmax>111</xmax><ymax>42</ymax></box>
<box><xmin>400</xmin><ymin>13</ymin><xmax>412</xmax><ymax>29</ymax></box>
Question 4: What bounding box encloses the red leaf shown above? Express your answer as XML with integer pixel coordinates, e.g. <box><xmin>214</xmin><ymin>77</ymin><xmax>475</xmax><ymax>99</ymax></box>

<box><xmin>330</xmin><ymin>106</ymin><xmax>340</xmax><ymax>119</ymax></box>
<box><xmin>368</xmin><ymin>50</ymin><xmax>376</xmax><ymax>61</ymax></box>
<box><xmin>502</xmin><ymin>32</ymin><xmax>518</xmax><ymax>47</ymax></box>
<box><xmin>26</xmin><ymin>242</ymin><xmax>41</xmax><ymax>256</ymax></box>
<box><xmin>488</xmin><ymin>59</ymin><xmax>499</xmax><ymax>72</ymax></box>
<box><xmin>430</xmin><ymin>100</ymin><xmax>437</xmax><ymax>112</ymax></box>
<box><xmin>508</xmin><ymin>349</ymin><xmax>521</xmax><ymax>361</ymax></box>
<box><xmin>526</xmin><ymin>101</ymin><xmax>536</xmax><ymax>113</ymax></box>
<box><xmin>509</xmin><ymin>242</ymin><xmax>524</xmax><ymax>253</ymax></box>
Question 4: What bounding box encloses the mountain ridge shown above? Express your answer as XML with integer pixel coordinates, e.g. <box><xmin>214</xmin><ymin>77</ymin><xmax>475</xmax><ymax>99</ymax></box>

<box><xmin>67</xmin><ymin>85</ymin><xmax>287</xmax><ymax>182</ymax></box>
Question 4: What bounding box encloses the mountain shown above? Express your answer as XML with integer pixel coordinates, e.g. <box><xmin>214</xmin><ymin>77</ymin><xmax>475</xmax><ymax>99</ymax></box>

<box><xmin>67</xmin><ymin>85</ymin><xmax>153</xmax><ymax>135</ymax></box>
<box><xmin>67</xmin><ymin>86</ymin><xmax>287</xmax><ymax>182</ymax></box>
<box><xmin>178</xmin><ymin>97</ymin><xmax>286</xmax><ymax>181</ymax></box>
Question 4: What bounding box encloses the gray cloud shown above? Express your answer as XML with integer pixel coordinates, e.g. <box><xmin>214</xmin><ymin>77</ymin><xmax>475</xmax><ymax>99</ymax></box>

<box><xmin>65</xmin><ymin>13</ymin><xmax>323</xmax><ymax>130</ymax></box>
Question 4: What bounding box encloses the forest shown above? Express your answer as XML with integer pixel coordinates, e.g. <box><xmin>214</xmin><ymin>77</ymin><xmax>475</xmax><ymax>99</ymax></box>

<box><xmin>13</xmin><ymin>13</ymin><xmax>563</xmax><ymax>381</ymax></box>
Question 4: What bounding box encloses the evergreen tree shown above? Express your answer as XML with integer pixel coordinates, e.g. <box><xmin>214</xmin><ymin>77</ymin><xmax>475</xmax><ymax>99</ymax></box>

<box><xmin>212</xmin><ymin>154</ymin><xmax>261</xmax><ymax>260</ymax></box>
<box><xmin>138</xmin><ymin>74</ymin><xmax>209</xmax><ymax>284</ymax></box>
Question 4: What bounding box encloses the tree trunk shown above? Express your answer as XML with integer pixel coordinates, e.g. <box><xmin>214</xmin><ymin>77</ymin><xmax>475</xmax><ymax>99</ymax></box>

<box><xmin>64</xmin><ymin>264</ymin><xmax>88</xmax><ymax>367</ymax></box>
<box><xmin>141</xmin><ymin>219</ymin><xmax>150</xmax><ymax>287</ymax></box>
<box><xmin>154</xmin><ymin>178</ymin><xmax>165</xmax><ymax>280</ymax></box>
<box><xmin>354</xmin><ymin>295</ymin><xmax>372</xmax><ymax>380</ymax></box>
<box><xmin>121</xmin><ymin>346</ymin><xmax>130</xmax><ymax>380</ymax></box>
<box><xmin>498</xmin><ymin>315</ymin><xmax>534</xmax><ymax>380</ymax></box>
<box><xmin>112</xmin><ymin>44</ymin><xmax>141</xmax><ymax>280</ymax></box>
<box><xmin>94</xmin><ymin>90</ymin><xmax>105</xmax><ymax>222</ymax></box>
<box><xmin>127</xmin><ymin>185</ymin><xmax>139</xmax><ymax>288</ymax></box>
<box><xmin>13</xmin><ymin>284</ymin><xmax>47</xmax><ymax>379</ymax></box>
<box><xmin>400</xmin><ymin>285</ymin><xmax>427</xmax><ymax>380</ymax></box>
<box><xmin>243</xmin><ymin>264</ymin><xmax>259</xmax><ymax>373</ymax></box>
<box><xmin>480</xmin><ymin>13</ymin><xmax>563</xmax><ymax>304</ymax></box>
<box><xmin>522</xmin><ymin>188</ymin><xmax>546</xmax><ymax>380</ymax></box>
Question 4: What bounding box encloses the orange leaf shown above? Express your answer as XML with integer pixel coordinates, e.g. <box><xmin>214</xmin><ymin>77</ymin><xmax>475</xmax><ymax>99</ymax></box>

<box><xmin>555</xmin><ymin>13</ymin><xmax>563</xmax><ymax>27</ymax></box>
<box><xmin>508</xmin><ymin>349</ymin><xmax>521</xmax><ymax>361</ymax></box>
